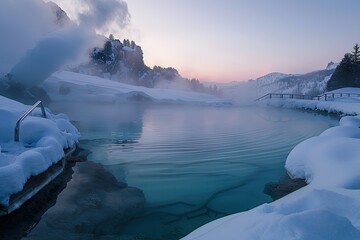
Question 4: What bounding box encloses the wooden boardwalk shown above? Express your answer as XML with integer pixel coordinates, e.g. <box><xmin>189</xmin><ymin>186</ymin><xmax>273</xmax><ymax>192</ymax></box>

<box><xmin>0</xmin><ymin>147</ymin><xmax>75</xmax><ymax>216</ymax></box>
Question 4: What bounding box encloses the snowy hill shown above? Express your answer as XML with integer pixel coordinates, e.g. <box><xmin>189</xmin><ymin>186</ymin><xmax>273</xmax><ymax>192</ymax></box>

<box><xmin>43</xmin><ymin>71</ymin><xmax>231</xmax><ymax>105</ymax></box>
<box><xmin>222</xmin><ymin>63</ymin><xmax>338</xmax><ymax>103</ymax></box>
<box><xmin>255</xmin><ymin>72</ymin><xmax>292</xmax><ymax>86</ymax></box>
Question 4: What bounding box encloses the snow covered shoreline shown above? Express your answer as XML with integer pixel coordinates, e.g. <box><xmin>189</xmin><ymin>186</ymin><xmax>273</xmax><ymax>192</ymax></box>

<box><xmin>0</xmin><ymin>70</ymin><xmax>229</xmax><ymax>209</ymax></box>
<box><xmin>3</xmin><ymin>68</ymin><xmax>360</xmax><ymax>238</ymax></box>
<box><xmin>184</xmin><ymin>89</ymin><xmax>360</xmax><ymax>239</ymax></box>
<box><xmin>0</xmin><ymin>96</ymin><xmax>79</xmax><ymax>206</ymax></box>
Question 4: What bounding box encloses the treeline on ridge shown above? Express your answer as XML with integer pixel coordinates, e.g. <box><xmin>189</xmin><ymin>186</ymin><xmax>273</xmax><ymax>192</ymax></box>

<box><xmin>326</xmin><ymin>44</ymin><xmax>360</xmax><ymax>91</ymax></box>
<box><xmin>75</xmin><ymin>34</ymin><xmax>222</xmax><ymax>97</ymax></box>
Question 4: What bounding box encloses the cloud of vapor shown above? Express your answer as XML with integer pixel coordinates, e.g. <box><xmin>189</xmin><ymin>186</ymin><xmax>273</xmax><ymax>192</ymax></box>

<box><xmin>10</xmin><ymin>25</ymin><xmax>95</xmax><ymax>88</ymax></box>
<box><xmin>78</xmin><ymin>0</ymin><xmax>130</xmax><ymax>31</ymax></box>
<box><xmin>50</xmin><ymin>0</ymin><xmax>130</xmax><ymax>35</ymax></box>
<box><xmin>3</xmin><ymin>0</ymin><xmax>130</xmax><ymax>89</ymax></box>
<box><xmin>0</xmin><ymin>0</ymin><xmax>58</xmax><ymax>73</ymax></box>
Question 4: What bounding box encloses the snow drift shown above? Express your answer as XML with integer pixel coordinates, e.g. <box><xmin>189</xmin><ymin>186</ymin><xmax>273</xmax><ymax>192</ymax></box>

<box><xmin>0</xmin><ymin>96</ymin><xmax>79</xmax><ymax>206</ymax></box>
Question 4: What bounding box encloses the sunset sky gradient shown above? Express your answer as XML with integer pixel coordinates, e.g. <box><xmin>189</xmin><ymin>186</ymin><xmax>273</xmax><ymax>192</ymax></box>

<box><xmin>54</xmin><ymin>0</ymin><xmax>360</xmax><ymax>82</ymax></box>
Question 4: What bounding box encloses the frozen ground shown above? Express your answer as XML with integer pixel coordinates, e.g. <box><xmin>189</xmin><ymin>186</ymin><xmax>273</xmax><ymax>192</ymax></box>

<box><xmin>0</xmin><ymin>96</ymin><xmax>79</xmax><ymax>206</ymax></box>
<box><xmin>43</xmin><ymin>71</ymin><xmax>232</xmax><ymax>105</ymax></box>
<box><xmin>184</xmin><ymin>88</ymin><xmax>360</xmax><ymax>239</ymax></box>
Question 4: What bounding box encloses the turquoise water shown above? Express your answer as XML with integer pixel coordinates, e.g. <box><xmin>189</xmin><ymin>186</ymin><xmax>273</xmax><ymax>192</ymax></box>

<box><xmin>47</xmin><ymin>104</ymin><xmax>337</xmax><ymax>239</ymax></box>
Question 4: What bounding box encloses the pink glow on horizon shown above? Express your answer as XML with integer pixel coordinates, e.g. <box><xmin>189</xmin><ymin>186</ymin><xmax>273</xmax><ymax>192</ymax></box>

<box><xmin>52</xmin><ymin>0</ymin><xmax>360</xmax><ymax>83</ymax></box>
<box><xmin>180</xmin><ymin>68</ymin><xmax>263</xmax><ymax>83</ymax></box>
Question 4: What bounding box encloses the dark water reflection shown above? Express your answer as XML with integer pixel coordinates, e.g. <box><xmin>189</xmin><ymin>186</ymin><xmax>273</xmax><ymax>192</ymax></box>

<box><xmin>24</xmin><ymin>161</ymin><xmax>145</xmax><ymax>240</ymax></box>
<box><xmin>22</xmin><ymin>104</ymin><xmax>338</xmax><ymax>239</ymax></box>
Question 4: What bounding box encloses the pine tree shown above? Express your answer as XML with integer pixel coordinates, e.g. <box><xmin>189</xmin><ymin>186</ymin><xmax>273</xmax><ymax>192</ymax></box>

<box><xmin>326</xmin><ymin>53</ymin><xmax>360</xmax><ymax>91</ymax></box>
<box><xmin>109</xmin><ymin>34</ymin><xmax>114</xmax><ymax>41</ymax></box>
<box><xmin>351</xmin><ymin>43</ymin><xmax>360</xmax><ymax>63</ymax></box>
<box><xmin>104</xmin><ymin>41</ymin><xmax>113</xmax><ymax>57</ymax></box>
<box><xmin>131</xmin><ymin>40</ymin><xmax>136</xmax><ymax>49</ymax></box>
<box><xmin>123</xmin><ymin>39</ymin><xmax>130</xmax><ymax>47</ymax></box>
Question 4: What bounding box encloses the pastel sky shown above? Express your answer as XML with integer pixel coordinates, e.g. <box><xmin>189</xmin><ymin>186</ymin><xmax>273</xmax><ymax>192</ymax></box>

<box><xmin>55</xmin><ymin>0</ymin><xmax>360</xmax><ymax>82</ymax></box>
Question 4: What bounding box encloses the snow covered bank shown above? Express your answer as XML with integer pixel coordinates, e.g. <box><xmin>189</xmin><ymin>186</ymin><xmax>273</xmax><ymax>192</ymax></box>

<box><xmin>0</xmin><ymin>96</ymin><xmax>79</xmax><ymax>206</ymax></box>
<box><xmin>184</xmin><ymin>116</ymin><xmax>360</xmax><ymax>239</ymax></box>
<box><xmin>262</xmin><ymin>87</ymin><xmax>360</xmax><ymax>115</ymax></box>
<box><xmin>43</xmin><ymin>71</ymin><xmax>232</xmax><ymax>105</ymax></box>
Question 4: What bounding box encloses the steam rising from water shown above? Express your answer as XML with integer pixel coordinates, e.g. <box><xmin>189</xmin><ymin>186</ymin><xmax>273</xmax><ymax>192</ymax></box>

<box><xmin>1</xmin><ymin>0</ymin><xmax>130</xmax><ymax>88</ymax></box>
<box><xmin>0</xmin><ymin>0</ymin><xmax>57</xmax><ymax>71</ymax></box>
<box><xmin>10</xmin><ymin>25</ymin><xmax>93</xmax><ymax>88</ymax></box>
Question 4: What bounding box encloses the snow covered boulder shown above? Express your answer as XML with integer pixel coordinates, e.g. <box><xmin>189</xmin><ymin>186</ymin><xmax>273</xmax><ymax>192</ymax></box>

<box><xmin>0</xmin><ymin>95</ymin><xmax>79</xmax><ymax>206</ymax></box>
<box><xmin>339</xmin><ymin>115</ymin><xmax>360</xmax><ymax>128</ymax></box>
<box><xmin>286</xmin><ymin>116</ymin><xmax>360</xmax><ymax>189</ymax></box>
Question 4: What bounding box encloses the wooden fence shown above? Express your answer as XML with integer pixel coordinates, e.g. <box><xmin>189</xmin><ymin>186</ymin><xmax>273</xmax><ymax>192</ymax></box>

<box><xmin>255</xmin><ymin>92</ymin><xmax>360</xmax><ymax>101</ymax></box>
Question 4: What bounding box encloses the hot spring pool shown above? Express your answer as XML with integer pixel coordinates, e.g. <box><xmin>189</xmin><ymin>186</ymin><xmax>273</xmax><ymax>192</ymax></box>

<box><xmin>31</xmin><ymin>104</ymin><xmax>338</xmax><ymax>239</ymax></box>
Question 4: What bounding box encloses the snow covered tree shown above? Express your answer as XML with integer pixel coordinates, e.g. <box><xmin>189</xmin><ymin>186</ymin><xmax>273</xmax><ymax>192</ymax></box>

<box><xmin>123</xmin><ymin>39</ymin><xmax>130</xmax><ymax>47</ymax></box>
<box><xmin>131</xmin><ymin>40</ymin><xmax>136</xmax><ymax>49</ymax></box>
<box><xmin>326</xmin><ymin>53</ymin><xmax>360</xmax><ymax>91</ymax></box>
<box><xmin>104</xmin><ymin>41</ymin><xmax>113</xmax><ymax>57</ymax></box>
<box><xmin>109</xmin><ymin>34</ymin><xmax>114</xmax><ymax>41</ymax></box>
<box><xmin>351</xmin><ymin>43</ymin><xmax>360</xmax><ymax>63</ymax></box>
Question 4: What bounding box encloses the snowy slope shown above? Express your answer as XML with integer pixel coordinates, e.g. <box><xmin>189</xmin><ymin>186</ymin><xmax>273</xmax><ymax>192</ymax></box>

<box><xmin>222</xmin><ymin>63</ymin><xmax>337</xmax><ymax>103</ymax></box>
<box><xmin>0</xmin><ymin>96</ymin><xmax>79</xmax><ymax>206</ymax></box>
<box><xmin>184</xmin><ymin>109</ymin><xmax>360</xmax><ymax>240</ymax></box>
<box><xmin>255</xmin><ymin>72</ymin><xmax>292</xmax><ymax>86</ymax></box>
<box><xmin>43</xmin><ymin>71</ymin><xmax>231</xmax><ymax>105</ymax></box>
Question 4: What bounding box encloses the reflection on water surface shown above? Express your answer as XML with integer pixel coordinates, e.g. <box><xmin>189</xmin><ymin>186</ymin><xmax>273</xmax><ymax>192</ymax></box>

<box><xmin>26</xmin><ymin>104</ymin><xmax>338</xmax><ymax>239</ymax></box>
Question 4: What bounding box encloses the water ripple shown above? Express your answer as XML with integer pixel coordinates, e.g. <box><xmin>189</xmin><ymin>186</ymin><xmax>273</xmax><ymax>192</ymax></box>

<box><xmin>78</xmin><ymin>106</ymin><xmax>337</xmax><ymax>239</ymax></box>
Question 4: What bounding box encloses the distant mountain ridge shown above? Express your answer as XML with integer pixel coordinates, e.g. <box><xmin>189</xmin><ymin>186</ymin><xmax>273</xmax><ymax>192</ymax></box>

<box><xmin>222</xmin><ymin>62</ymin><xmax>338</xmax><ymax>103</ymax></box>
<box><xmin>255</xmin><ymin>72</ymin><xmax>292</xmax><ymax>86</ymax></box>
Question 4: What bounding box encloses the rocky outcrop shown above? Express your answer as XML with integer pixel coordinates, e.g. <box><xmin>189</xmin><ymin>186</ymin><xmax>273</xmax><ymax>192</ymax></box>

<box><xmin>264</xmin><ymin>175</ymin><xmax>307</xmax><ymax>201</ymax></box>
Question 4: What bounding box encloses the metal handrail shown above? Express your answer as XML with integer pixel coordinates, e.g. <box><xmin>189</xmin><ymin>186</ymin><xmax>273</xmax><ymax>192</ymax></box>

<box><xmin>254</xmin><ymin>93</ymin><xmax>270</xmax><ymax>101</ymax></box>
<box><xmin>14</xmin><ymin>101</ymin><xmax>47</xmax><ymax>142</ymax></box>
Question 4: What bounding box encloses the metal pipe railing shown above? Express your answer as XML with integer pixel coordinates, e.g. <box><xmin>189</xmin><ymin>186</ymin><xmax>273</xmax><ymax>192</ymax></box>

<box><xmin>14</xmin><ymin>101</ymin><xmax>47</xmax><ymax>142</ymax></box>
